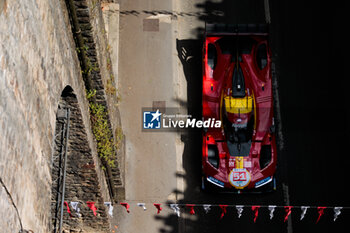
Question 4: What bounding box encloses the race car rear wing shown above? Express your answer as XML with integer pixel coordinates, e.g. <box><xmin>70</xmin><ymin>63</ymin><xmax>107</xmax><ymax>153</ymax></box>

<box><xmin>205</xmin><ymin>23</ymin><xmax>268</xmax><ymax>36</ymax></box>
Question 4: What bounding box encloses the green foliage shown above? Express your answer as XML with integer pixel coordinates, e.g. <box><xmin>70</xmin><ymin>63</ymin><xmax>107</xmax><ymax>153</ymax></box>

<box><xmin>86</xmin><ymin>89</ymin><xmax>96</xmax><ymax>99</ymax></box>
<box><xmin>83</xmin><ymin>57</ymin><xmax>99</xmax><ymax>75</ymax></box>
<box><xmin>89</xmin><ymin>100</ymin><xmax>116</xmax><ymax>168</ymax></box>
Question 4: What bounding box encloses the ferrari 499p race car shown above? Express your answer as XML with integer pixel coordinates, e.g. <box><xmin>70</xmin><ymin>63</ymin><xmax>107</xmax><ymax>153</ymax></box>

<box><xmin>202</xmin><ymin>24</ymin><xmax>277</xmax><ymax>193</ymax></box>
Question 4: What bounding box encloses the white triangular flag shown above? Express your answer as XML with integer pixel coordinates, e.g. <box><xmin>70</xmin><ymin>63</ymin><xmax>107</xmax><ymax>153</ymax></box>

<box><xmin>333</xmin><ymin>207</ymin><xmax>342</xmax><ymax>221</ymax></box>
<box><xmin>170</xmin><ymin>204</ymin><xmax>180</xmax><ymax>217</ymax></box>
<box><xmin>104</xmin><ymin>202</ymin><xmax>113</xmax><ymax>217</ymax></box>
<box><xmin>300</xmin><ymin>206</ymin><xmax>310</xmax><ymax>220</ymax></box>
<box><xmin>70</xmin><ymin>202</ymin><xmax>81</xmax><ymax>217</ymax></box>
<box><xmin>137</xmin><ymin>203</ymin><xmax>147</xmax><ymax>211</ymax></box>
<box><xmin>203</xmin><ymin>204</ymin><xmax>211</xmax><ymax>214</ymax></box>
<box><xmin>268</xmin><ymin>205</ymin><xmax>277</xmax><ymax>220</ymax></box>
<box><xmin>236</xmin><ymin>205</ymin><xmax>244</xmax><ymax>218</ymax></box>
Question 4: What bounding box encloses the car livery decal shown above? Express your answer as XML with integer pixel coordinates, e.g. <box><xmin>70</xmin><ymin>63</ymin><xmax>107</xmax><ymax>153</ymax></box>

<box><xmin>228</xmin><ymin>168</ymin><xmax>251</xmax><ymax>189</ymax></box>
<box><xmin>235</xmin><ymin>156</ymin><xmax>244</xmax><ymax>169</ymax></box>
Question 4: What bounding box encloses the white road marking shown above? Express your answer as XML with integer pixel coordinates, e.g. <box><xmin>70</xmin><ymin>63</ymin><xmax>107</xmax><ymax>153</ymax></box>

<box><xmin>264</xmin><ymin>0</ymin><xmax>271</xmax><ymax>24</ymax></box>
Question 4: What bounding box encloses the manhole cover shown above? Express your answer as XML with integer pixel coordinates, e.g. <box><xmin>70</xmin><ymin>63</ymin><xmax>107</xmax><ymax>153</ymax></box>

<box><xmin>143</xmin><ymin>18</ymin><xmax>159</xmax><ymax>32</ymax></box>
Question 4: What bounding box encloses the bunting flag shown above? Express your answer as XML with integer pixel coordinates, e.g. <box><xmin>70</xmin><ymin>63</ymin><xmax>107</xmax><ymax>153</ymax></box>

<box><xmin>153</xmin><ymin>203</ymin><xmax>162</xmax><ymax>214</ymax></box>
<box><xmin>333</xmin><ymin>207</ymin><xmax>342</xmax><ymax>221</ymax></box>
<box><xmin>104</xmin><ymin>202</ymin><xmax>114</xmax><ymax>217</ymax></box>
<box><xmin>70</xmin><ymin>202</ymin><xmax>81</xmax><ymax>217</ymax></box>
<box><xmin>300</xmin><ymin>206</ymin><xmax>310</xmax><ymax>220</ymax></box>
<box><xmin>252</xmin><ymin>206</ymin><xmax>260</xmax><ymax>223</ymax></box>
<box><xmin>86</xmin><ymin>201</ymin><xmax>97</xmax><ymax>216</ymax></box>
<box><xmin>203</xmin><ymin>204</ymin><xmax>211</xmax><ymax>214</ymax></box>
<box><xmin>186</xmin><ymin>204</ymin><xmax>195</xmax><ymax>215</ymax></box>
<box><xmin>284</xmin><ymin>206</ymin><xmax>292</xmax><ymax>222</ymax></box>
<box><xmin>219</xmin><ymin>205</ymin><xmax>228</xmax><ymax>219</ymax></box>
<box><xmin>316</xmin><ymin>207</ymin><xmax>326</xmax><ymax>224</ymax></box>
<box><xmin>120</xmin><ymin>202</ymin><xmax>130</xmax><ymax>213</ymax></box>
<box><xmin>64</xmin><ymin>201</ymin><xmax>72</xmax><ymax>217</ymax></box>
<box><xmin>137</xmin><ymin>203</ymin><xmax>147</xmax><ymax>211</ymax></box>
<box><xmin>268</xmin><ymin>205</ymin><xmax>276</xmax><ymax>220</ymax></box>
<box><xmin>236</xmin><ymin>205</ymin><xmax>244</xmax><ymax>218</ymax></box>
<box><xmin>170</xmin><ymin>204</ymin><xmax>180</xmax><ymax>217</ymax></box>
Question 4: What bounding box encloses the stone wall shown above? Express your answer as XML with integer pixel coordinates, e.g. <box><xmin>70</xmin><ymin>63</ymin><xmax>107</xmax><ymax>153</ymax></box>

<box><xmin>67</xmin><ymin>0</ymin><xmax>123</xmax><ymax>198</ymax></box>
<box><xmin>51</xmin><ymin>87</ymin><xmax>110</xmax><ymax>232</ymax></box>
<box><xmin>0</xmin><ymin>0</ymin><xmax>121</xmax><ymax>232</ymax></box>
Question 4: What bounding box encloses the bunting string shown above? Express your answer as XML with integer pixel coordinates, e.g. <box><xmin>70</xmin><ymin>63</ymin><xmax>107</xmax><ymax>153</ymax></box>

<box><xmin>61</xmin><ymin>201</ymin><xmax>349</xmax><ymax>223</ymax></box>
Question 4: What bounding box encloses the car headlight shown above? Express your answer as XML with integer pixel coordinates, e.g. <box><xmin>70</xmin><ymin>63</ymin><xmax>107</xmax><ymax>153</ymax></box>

<box><xmin>208</xmin><ymin>144</ymin><xmax>219</xmax><ymax>169</ymax></box>
<box><xmin>207</xmin><ymin>176</ymin><xmax>224</xmax><ymax>188</ymax></box>
<box><xmin>255</xmin><ymin>176</ymin><xmax>273</xmax><ymax>188</ymax></box>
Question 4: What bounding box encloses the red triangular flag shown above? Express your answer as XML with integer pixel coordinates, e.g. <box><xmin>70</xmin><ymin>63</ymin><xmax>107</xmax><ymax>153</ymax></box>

<box><xmin>120</xmin><ymin>202</ymin><xmax>130</xmax><ymax>213</ymax></box>
<box><xmin>219</xmin><ymin>205</ymin><xmax>228</xmax><ymax>219</ymax></box>
<box><xmin>252</xmin><ymin>206</ymin><xmax>260</xmax><ymax>223</ymax></box>
<box><xmin>284</xmin><ymin>206</ymin><xmax>293</xmax><ymax>222</ymax></box>
<box><xmin>186</xmin><ymin>204</ymin><xmax>195</xmax><ymax>215</ymax></box>
<box><xmin>154</xmin><ymin>203</ymin><xmax>162</xmax><ymax>214</ymax></box>
<box><xmin>86</xmin><ymin>201</ymin><xmax>97</xmax><ymax>216</ymax></box>
<box><xmin>64</xmin><ymin>201</ymin><xmax>72</xmax><ymax>218</ymax></box>
<box><xmin>316</xmin><ymin>207</ymin><xmax>326</xmax><ymax>223</ymax></box>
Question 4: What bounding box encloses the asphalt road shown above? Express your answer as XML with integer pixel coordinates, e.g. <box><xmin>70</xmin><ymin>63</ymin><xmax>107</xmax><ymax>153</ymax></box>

<box><xmin>116</xmin><ymin>0</ymin><xmax>182</xmax><ymax>232</ymax></box>
<box><xmin>115</xmin><ymin>0</ymin><xmax>349</xmax><ymax>232</ymax></box>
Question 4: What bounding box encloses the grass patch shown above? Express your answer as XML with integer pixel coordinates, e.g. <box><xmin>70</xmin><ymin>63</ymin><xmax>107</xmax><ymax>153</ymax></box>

<box><xmin>87</xmin><ymin>90</ymin><xmax>118</xmax><ymax>168</ymax></box>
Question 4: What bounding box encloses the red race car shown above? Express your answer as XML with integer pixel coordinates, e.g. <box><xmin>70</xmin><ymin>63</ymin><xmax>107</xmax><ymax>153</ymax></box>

<box><xmin>202</xmin><ymin>24</ymin><xmax>277</xmax><ymax>193</ymax></box>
